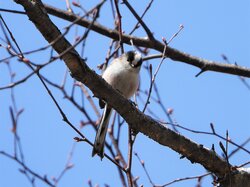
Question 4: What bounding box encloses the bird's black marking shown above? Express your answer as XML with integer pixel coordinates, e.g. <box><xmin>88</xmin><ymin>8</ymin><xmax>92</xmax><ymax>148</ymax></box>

<box><xmin>126</xmin><ymin>51</ymin><xmax>142</xmax><ymax>68</ymax></box>
<box><xmin>126</xmin><ymin>51</ymin><xmax>135</xmax><ymax>63</ymax></box>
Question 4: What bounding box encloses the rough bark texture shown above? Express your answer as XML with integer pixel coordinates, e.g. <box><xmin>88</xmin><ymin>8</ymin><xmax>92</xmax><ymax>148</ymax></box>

<box><xmin>219</xmin><ymin>169</ymin><xmax>250</xmax><ymax>187</ymax></box>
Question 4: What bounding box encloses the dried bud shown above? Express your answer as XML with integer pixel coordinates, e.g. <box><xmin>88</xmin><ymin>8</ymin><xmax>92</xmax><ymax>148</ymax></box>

<box><xmin>66</xmin><ymin>163</ymin><xmax>74</xmax><ymax>169</ymax></box>
<box><xmin>221</xmin><ymin>54</ymin><xmax>228</xmax><ymax>61</ymax></box>
<box><xmin>108</xmin><ymin>128</ymin><xmax>112</xmax><ymax>134</ymax></box>
<box><xmin>115</xmin><ymin>155</ymin><xmax>120</xmax><ymax>161</ymax></box>
<box><xmin>11</xmin><ymin>72</ymin><xmax>16</xmax><ymax>78</ymax></box>
<box><xmin>75</xmin><ymin>36</ymin><xmax>81</xmax><ymax>42</ymax></box>
<box><xmin>19</xmin><ymin>169</ymin><xmax>26</xmax><ymax>174</ymax></box>
<box><xmin>22</xmin><ymin>57</ymin><xmax>30</xmax><ymax>63</ymax></box>
<box><xmin>74</xmin><ymin>137</ymin><xmax>81</xmax><ymax>142</ymax></box>
<box><xmin>167</xmin><ymin>108</ymin><xmax>174</xmax><ymax>115</ymax></box>
<box><xmin>51</xmin><ymin>176</ymin><xmax>56</xmax><ymax>182</ymax></box>
<box><xmin>141</xmin><ymin>160</ymin><xmax>145</xmax><ymax>166</ymax></box>
<box><xmin>72</xmin><ymin>1</ymin><xmax>80</xmax><ymax>7</ymax></box>
<box><xmin>88</xmin><ymin>179</ymin><xmax>92</xmax><ymax>185</ymax></box>
<box><xmin>210</xmin><ymin>123</ymin><xmax>216</xmax><ymax>134</ymax></box>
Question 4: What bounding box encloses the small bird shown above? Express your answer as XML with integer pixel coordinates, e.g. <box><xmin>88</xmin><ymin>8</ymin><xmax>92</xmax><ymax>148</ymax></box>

<box><xmin>92</xmin><ymin>51</ymin><xmax>143</xmax><ymax>158</ymax></box>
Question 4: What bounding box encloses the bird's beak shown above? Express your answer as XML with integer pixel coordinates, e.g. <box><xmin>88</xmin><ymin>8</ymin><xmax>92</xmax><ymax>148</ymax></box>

<box><xmin>131</xmin><ymin>52</ymin><xmax>142</xmax><ymax>68</ymax></box>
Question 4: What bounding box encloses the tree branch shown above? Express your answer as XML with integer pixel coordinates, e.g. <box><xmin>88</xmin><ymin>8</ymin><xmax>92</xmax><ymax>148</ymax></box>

<box><xmin>14</xmin><ymin>0</ymin><xmax>243</xmax><ymax>180</ymax></box>
<box><xmin>42</xmin><ymin>4</ymin><xmax>250</xmax><ymax>78</ymax></box>
<box><xmin>2</xmin><ymin>5</ymin><xmax>250</xmax><ymax>77</ymax></box>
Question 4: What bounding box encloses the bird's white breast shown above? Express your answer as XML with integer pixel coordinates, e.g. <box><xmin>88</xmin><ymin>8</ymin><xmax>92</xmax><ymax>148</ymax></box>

<box><xmin>102</xmin><ymin>58</ymin><xmax>139</xmax><ymax>98</ymax></box>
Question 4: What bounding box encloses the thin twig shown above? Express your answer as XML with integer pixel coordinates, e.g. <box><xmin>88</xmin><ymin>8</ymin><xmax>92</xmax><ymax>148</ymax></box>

<box><xmin>161</xmin><ymin>122</ymin><xmax>250</xmax><ymax>155</ymax></box>
<box><xmin>157</xmin><ymin>172</ymin><xmax>211</xmax><ymax>187</ymax></box>
<box><xmin>126</xmin><ymin>127</ymin><xmax>134</xmax><ymax>187</ymax></box>
<box><xmin>129</xmin><ymin>0</ymin><xmax>154</xmax><ymax>35</ymax></box>
<box><xmin>228</xmin><ymin>137</ymin><xmax>250</xmax><ymax>158</ymax></box>
<box><xmin>221</xmin><ymin>54</ymin><xmax>250</xmax><ymax>90</ymax></box>
<box><xmin>0</xmin><ymin>151</ymin><xmax>55</xmax><ymax>187</ymax></box>
<box><xmin>134</xmin><ymin>152</ymin><xmax>155</xmax><ymax>186</ymax></box>
<box><xmin>113</xmin><ymin>0</ymin><xmax>124</xmax><ymax>53</ymax></box>
<box><xmin>78</xmin><ymin>82</ymin><xmax>101</xmax><ymax>118</ymax></box>
<box><xmin>142</xmin><ymin>40</ymin><xmax>167</xmax><ymax>112</ymax></box>
<box><xmin>0</xmin><ymin>14</ymin><xmax>24</xmax><ymax>58</ymax></box>
<box><xmin>122</xmin><ymin>0</ymin><xmax>154</xmax><ymax>40</ymax></box>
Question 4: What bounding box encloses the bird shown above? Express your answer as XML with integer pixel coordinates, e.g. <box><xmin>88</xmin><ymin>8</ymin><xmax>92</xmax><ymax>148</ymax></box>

<box><xmin>92</xmin><ymin>50</ymin><xmax>143</xmax><ymax>159</ymax></box>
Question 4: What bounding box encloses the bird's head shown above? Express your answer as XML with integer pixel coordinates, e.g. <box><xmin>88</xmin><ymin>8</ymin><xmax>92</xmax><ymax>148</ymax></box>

<box><xmin>125</xmin><ymin>51</ymin><xmax>143</xmax><ymax>68</ymax></box>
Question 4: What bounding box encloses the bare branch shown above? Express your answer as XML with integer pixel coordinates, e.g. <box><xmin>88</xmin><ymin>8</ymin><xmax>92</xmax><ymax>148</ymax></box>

<box><xmin>14</xmin><ymin>0</ymin><xmax>234</xmax><ymax>178</ymax></box>
<box><xmin>122</xmin><ymin>0</ymin><xmax>154</xmax><ymax>40</ymax></box>
<box><xmin>114</xmin><ymin>0</ymin><xmax>124</xmax><ymax>53</ymax></box>
<box><xmin>2</xmin><ymin>6</ymin><xmax>249</xmax><ymax>77</ymax></box>
<box><xmin>42</xmin><ymin>4</ymin><xmax>250</xmax><ymax>78</ymax></box>
<box><xmin>0</xmin><ymin>151</ymin><xmax>55</xmax><ymax>187</ymax></box>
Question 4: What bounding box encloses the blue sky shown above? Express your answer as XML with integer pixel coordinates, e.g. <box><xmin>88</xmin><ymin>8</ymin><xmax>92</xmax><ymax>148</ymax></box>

<box><xmin>1</xmin><ymin>1</ymin><xmax>250</xmax><ymax>187</ymax></box>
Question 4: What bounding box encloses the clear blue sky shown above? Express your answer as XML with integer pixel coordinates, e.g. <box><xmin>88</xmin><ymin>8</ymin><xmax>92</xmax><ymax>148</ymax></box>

<box><xmin>1</xmin><ymin>1</ymin><xmax>250</xmax><ymax>187</ymax></box>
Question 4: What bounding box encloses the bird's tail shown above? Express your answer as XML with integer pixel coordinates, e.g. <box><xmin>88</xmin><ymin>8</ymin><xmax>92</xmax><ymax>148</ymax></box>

<box><xmin>92</xmin><ymin>104</ymin><xmax>112</xmax><ymax>159</ymax></box>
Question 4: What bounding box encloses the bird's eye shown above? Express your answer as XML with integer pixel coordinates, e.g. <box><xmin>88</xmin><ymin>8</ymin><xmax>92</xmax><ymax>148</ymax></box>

<box><xmin>126</xmin><ymin>51</ymin><xmax>142</xmax><ymax>68</ymax></box>
<box><xmin>126</xmin><ymin>51</ymin><xmax>135</xmax><ymax>63</ymax></box>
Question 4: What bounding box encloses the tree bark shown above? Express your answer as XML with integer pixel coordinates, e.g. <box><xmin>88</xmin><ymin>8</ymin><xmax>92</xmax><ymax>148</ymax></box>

<box><xmin>14</xmin><ymin>0</ymin><xmax>250</xmax><ymax>186</ymax></box>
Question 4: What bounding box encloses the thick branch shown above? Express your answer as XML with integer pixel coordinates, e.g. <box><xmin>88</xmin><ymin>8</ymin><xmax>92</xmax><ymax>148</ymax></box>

<box><xmin>42</xmin><ymin>4</ymin><xmax>250</xmax><ymax>78</ymax></box>
<box><xmin>14</xmin><ymin>0</ymin><xmax>234</xmax><ymax>178</ymax></box>
<box><xmin>2</xmin><ymin>5</ymin><xmax>250</xmax><ymax>77</ymax></box>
